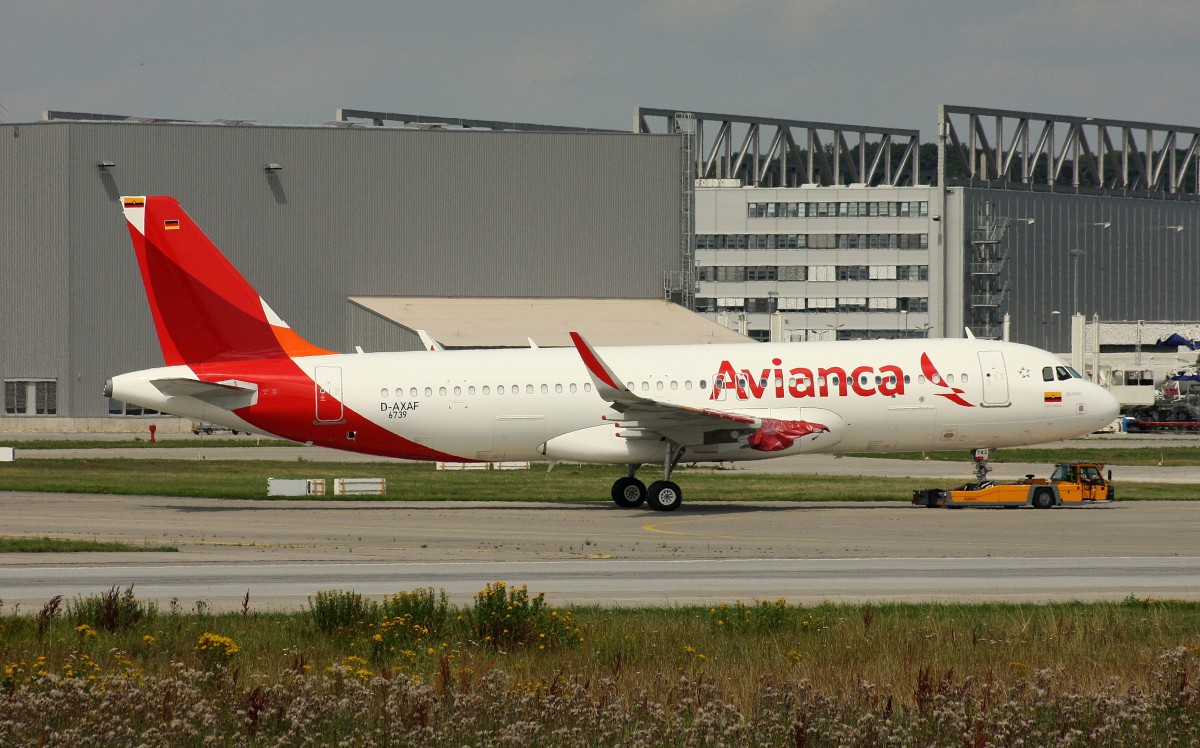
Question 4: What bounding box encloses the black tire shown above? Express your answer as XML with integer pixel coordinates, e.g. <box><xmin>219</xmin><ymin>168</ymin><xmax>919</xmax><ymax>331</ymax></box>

<box><xmin>611</xmin><ymin>477</ymin><xmax>647</xmax><ymax>508</ymax></box>
<box><xmin>1032</xmin><ymin>488</ymin><xmax>1055</xmax><ymax>509</ymax></box>
<box><xmin>231</xmin><ymin>430</ymin><xmax>239</xmax><ymax>435</ymax></box>
<box><xmin>203</xmin><ymin>428</ymin><xmax>213</xmax><ymax>435</ymax></box>
<box><xmin>646</xmin><ymin>480</ymin><xmax>683</xmax><ymax>512</ymax></box>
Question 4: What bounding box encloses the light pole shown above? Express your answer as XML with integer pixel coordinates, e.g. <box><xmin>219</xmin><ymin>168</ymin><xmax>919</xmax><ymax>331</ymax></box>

<box><xmin>1042</xmin><ymin>310</ymin><xmax>1061</xmax><ymax>350</ymax></box>
<box><xmin>900</xmin><ymin>309</ymin><xmax>909</xmax><ymax>338</ymax></box>
<box><xmin>1069</xmin><ymin>248</ymin><xmax>1085</xmax><ymax>317</ymax></box>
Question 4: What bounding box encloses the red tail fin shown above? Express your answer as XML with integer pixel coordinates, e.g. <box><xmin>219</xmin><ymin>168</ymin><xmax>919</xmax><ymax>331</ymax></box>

<box><xmin>122</xmin><ymin>196</ymin><xmax>331</xmax><ymax>366</ymax></box>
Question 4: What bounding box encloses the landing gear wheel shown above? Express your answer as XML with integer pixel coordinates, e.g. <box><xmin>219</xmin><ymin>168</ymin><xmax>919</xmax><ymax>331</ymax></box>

<box><xmin>611</xmin><ymin>477</ymin><xmax>647</xmax><ymax>508</ymax></box>
<box><xmin>646</xmin><ymin>480</ymin><xmax>683</xmax><ymax>512</ymax></box>
<box><xmin>1032</xmin><ymin>488</ymin><xmax>1055</xmax><ymax>509</ymax></box>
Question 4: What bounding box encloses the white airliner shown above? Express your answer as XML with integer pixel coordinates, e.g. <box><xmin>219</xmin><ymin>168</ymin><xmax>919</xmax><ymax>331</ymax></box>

<box><xmin>106</xmin><ymin>196</ymin><xmax>1120</xmax><ymax>511</ymax></box>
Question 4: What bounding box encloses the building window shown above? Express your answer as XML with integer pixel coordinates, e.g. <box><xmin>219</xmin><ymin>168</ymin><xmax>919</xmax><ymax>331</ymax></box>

<box><xmin>896</xmin><ymin>265</ymin><xmax>929</xmax><ymax>281</ymax></box>
<box><xmin>837</xmin><ymin>297</ymin><xmax>868</xmax><ymax>313</ymax></box>
<box><xmin>4</xmin><ymin>380</ymin><xmax>56</xmax><ymax>416</ymax></box>
<box><xmin>107</xmin><ymin>398</ymin><xmax>161</xmax><ymax>417</ymax></box>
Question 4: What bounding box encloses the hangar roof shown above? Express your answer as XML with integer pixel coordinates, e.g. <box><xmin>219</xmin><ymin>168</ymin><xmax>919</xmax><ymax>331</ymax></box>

<box><xmin>349</xmin><ymin>297</ymin><xmax>752</xmax><ymax>348</ymax></box>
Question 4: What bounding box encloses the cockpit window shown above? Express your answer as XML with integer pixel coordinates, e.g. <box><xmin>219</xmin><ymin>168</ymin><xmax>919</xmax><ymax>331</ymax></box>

<box><xmin>1066</xmin><ymin>366</ymin><xmax>1083</xmax><ymax>378</ymax></box>
<box><xmin>1042</xmin><ymin>366</ymin><xmax>1054</xmax><ymax>382</ymax></box>
<box><xmin>1056</xmin><ymin>366</ymin><xmax>1073</xmax><ymax>380</ymax></box>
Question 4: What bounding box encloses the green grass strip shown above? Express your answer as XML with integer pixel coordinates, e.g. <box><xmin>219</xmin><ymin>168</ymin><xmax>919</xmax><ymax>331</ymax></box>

<box><xmin>0</xmin><ymin>535</ymin><xmax>177</xmax><ymax>552</ymax></box>
<box><xmin>0</xmin><ymin>458</ymin><xmax>1195</xmax><ymax>500</ymax></box>
<box><xmin>851</xmin><ymin>445</ymin><xmax>1200</xmax><ymax>466</ymax></box>
<box><xmin>7</xmin><ymin>438</ymin><xmax>298</xmax><ymax>449</ymax></box>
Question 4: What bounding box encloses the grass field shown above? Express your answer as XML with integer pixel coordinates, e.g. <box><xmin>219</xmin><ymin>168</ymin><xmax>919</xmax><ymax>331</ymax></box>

<box><xmin>1</xmin><ymin>458</ymin><xmax>1197</xmax><ymax>501</ymax></box>
<box><xmin>853</xmin><ymin>445</ymin><xmax>1200</xmax><ymax>466</ymax></box>
<box><xmin>1</xmin><ymin>586</ymin><xmax>1197</xmax><ymax>745</ymax></box>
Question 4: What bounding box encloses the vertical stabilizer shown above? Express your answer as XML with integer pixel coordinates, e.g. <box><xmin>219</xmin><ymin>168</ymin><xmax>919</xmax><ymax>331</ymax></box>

<box><xmin>121</xmin><ymin>196</ymin><xmax>331</xmax><ymax>365</ymax></box>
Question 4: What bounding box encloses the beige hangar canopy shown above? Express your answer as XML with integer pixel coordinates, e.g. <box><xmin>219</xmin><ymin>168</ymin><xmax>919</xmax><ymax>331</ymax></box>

<box><xmin>349</xmin><ymin>297</ymin><xmax>752</xmax><ymax>348</ymax></box>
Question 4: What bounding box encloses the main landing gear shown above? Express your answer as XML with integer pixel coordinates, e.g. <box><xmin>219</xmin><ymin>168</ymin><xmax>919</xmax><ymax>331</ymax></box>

<box><xmin>609</xmin><ymin>442</ymin><xmax>687</xmax><ymax>511</ymax></box>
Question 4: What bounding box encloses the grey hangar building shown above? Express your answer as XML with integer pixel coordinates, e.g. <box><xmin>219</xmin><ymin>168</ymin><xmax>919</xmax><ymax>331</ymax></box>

<box><xmin>3</xmin><ymin>105</ymin><xmax>1199</xmax><ymax>430</ymax></box>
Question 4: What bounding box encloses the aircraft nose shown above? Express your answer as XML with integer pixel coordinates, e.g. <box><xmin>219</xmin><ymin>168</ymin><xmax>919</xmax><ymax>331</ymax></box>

<box><xmin>1093</xmin><ymin>383</ymin><xmax>1121</xmax><ymax>426</ymax></box>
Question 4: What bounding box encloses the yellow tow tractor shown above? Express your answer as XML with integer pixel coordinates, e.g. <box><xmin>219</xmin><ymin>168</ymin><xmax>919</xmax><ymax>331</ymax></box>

<box><xmin>912</xmin><ymin>451</ymin><xmax>1114</xmax><ymax>509</ymax></box>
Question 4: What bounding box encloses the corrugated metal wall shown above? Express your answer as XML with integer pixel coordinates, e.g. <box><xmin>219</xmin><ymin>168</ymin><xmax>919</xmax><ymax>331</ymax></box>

<box><xmin>0</xmin><ymin>126</ymin><xmax>72</xmax><ymax>412</ymax></box>
<box><xmin>0</xmin><ymin>121</ymin><xmax>682</xmax><ymax>418</ymax></box>
<box><xmin>961</xmin><ymin>189</ymin><xmax>1200</xmax><ymax>351</ymax></box>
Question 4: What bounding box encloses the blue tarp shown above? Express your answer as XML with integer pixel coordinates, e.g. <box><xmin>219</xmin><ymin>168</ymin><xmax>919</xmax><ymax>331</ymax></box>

<box><xmin>1155</xmin><ymin>333</ymin><xmax>1200</xmax><ymax>350</ymax></box>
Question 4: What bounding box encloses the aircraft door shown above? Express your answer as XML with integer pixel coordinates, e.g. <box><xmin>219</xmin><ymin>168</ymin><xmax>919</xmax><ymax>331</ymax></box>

<box><xmin>977</xmin><ymin>350</ymin><xmax>1010</xmax><ymax>406</ymax></box>
<box><xmin>314</xmin><ymin>366</ymin><xmax>345</xmax><ymax>423</ymax></box>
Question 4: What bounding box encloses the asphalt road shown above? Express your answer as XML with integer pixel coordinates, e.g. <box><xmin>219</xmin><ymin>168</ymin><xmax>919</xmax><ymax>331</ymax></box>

<box><xmin>2</xmin><ymin>493</ymin><xmax>1197</xmax><ymax>611</ymax></box>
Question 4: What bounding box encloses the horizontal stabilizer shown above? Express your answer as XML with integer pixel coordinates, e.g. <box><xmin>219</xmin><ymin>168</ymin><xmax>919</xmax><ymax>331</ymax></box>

<box><xmin>150</xmin><ymin>378</ymin><xmax>259</xmax><ymax>409</ymax></box>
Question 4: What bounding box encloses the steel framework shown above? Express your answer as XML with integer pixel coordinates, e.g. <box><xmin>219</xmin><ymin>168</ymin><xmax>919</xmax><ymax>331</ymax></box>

<box><xmin>636</xmin><ymin>107</ymin><xmax>922</xmax><ymax>187</ymax></box>
<box><xmin>939</xmin><ymin>105</ymin><xmax>1200</xmax><ymax>199</ymax></box>
<box><xmin>336</xmin><ymin>108</ymin><xmax>622</xmax><ymax>133</ymax></box>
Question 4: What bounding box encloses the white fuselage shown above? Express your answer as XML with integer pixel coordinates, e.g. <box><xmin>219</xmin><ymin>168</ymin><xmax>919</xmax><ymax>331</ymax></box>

<box><xmin>110</xmin><ymin>338</ymin><xmax>1120</xmax><ymax>464</ymax></box>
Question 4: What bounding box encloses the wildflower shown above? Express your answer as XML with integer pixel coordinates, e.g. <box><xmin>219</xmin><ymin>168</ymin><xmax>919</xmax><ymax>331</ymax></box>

<box><xmin>143</xmin><ymin>635</ymin><xmax>156</xmax><ymax>644</ymax></box>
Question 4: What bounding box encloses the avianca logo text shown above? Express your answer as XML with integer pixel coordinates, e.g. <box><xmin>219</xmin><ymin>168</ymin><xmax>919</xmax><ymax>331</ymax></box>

<box><xmin>709</xmin><ymin>354</ymin><xmax>976</xmax><ymax>408</ymax></box>
<box><xmin>710</xmin><ymin>358</ymin><xmax>905</xmax><ymax>400</ymax></box>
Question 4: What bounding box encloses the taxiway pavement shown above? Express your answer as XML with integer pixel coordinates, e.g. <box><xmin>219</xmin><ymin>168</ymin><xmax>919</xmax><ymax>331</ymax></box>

<box><xmin>1</xmin><ymin>493</ymin><xmax>1197</xmax><ymax>611</ymax></box>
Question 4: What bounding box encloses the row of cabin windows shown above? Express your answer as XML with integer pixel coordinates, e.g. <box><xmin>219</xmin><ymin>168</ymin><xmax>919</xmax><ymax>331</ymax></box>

<box><xmin>380</xmin><ymin>381</ymin><xmax>709</xmax><ymax>398</ymax></box>
<box><xmin>697</xmin><ymin>233</ymin><xmax>929</xmax><ymax>250</ymax></box>
<box><xmin>718</xmin><ymin>372</ymin><xmax>968</xmax><ymax>389</ymax></box>
<box><xmin>746</xmin><ymin>201</ymin><xmax>929</xmax><ymax>218</ymax></box>
<box><xmin>380</xmin><ymin>370</ymin><xmax>972</xmax><ymax>400</ymax></box>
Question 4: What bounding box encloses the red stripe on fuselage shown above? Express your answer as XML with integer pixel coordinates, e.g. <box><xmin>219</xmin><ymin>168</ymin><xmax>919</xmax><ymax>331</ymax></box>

<box><xmin>190</xmin><ymin>358</ymin><xmax>472</xmax><ymax>462</ymax></box>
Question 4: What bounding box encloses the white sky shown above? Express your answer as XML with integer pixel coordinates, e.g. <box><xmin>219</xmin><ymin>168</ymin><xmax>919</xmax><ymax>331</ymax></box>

<box><xmin>3</xmin><ymin>1</ymin><xmax>1199</xmax><ymax>138</ymax></box>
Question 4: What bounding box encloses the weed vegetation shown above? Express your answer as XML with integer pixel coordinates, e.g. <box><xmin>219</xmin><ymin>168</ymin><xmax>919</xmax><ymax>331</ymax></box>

<box><xmin>0</xmin><ymin>459</ymin><xmax>1195</xmax><ymax>501</ymax></box>
<box><xmin>1</xmin><ymin>586</ymin><xmax>1198</xmax><ymax>745</ymax></box>
<box><xmin>0</xmin><ymin>536</ymin><xmax>177</xmax><ymax>553</ymax></box>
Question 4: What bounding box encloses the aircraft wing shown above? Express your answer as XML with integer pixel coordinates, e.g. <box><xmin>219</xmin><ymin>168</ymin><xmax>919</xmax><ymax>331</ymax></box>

<box><xmin>569</xmin><ymin>332</ymin><xmax>831</xmax><ymax>451</ymax></box>
<box><xmin>416</xmin><ymin>330</ymin><xmax>444</xmax><ymax>352</ymax></box>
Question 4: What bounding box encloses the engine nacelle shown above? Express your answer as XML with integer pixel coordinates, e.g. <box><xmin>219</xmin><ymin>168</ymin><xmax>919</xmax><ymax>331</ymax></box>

<box><xmin>539</xmin><ymin>425</ymin><xmax>666</xmax><ymax>464</ymax></box>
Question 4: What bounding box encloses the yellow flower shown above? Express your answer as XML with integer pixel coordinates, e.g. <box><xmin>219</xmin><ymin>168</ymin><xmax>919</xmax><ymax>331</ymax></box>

<box><xmin>143</xmin><ymin>635</ymin><xmax>156</xmax><ymax>644</ymax></box>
